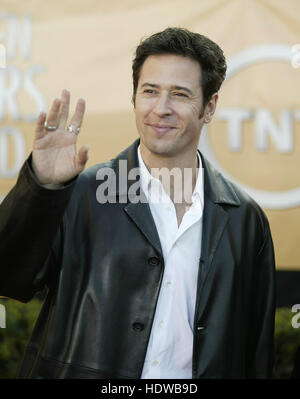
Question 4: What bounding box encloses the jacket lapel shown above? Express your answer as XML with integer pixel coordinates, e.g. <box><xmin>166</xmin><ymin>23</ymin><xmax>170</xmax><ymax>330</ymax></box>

<box><xmin>124</xmin><ymin>201</ymin><xmax>163</xmax><ymax>256</ymax></box>
<box><xmin>113</xmin><ymin>139</ymin><xmax>163</xmax><ymax>257</ymax></box>
<box><xmin>200</xmin><ymin>198</ymin><xmax>229</xmax><ymax>279</ymax></box>
<box><xmin>194</xmin><ymin>153</ymin><xmax>241</xmax><ymax>315</ymax></box>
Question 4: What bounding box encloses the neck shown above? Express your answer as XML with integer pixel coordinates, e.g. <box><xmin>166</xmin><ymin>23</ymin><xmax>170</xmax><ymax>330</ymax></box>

<box><xmin>140</xmin><ymin>144</ymin><xmax>199</xmax><ymax>204</ymax></box>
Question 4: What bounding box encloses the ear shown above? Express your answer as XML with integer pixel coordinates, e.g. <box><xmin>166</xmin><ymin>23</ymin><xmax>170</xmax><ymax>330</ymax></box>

<box><xmin>203</xmin><ymin>93</ymin><xmax>218</xmax><ymax>124</ymax></box>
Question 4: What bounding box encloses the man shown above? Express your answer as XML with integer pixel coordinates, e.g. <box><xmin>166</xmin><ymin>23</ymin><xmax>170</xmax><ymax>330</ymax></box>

<box><xmin>0</xmin><ymin>27</ymin><xmax>275</xmax><ymax>379</ymax></box>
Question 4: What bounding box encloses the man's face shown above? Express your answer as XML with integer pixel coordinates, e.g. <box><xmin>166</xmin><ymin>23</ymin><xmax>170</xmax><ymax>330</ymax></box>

<box><xmin>134</xmin><ymin>54</ymin><xmax>215</xmax><ymax>159</ymax></box>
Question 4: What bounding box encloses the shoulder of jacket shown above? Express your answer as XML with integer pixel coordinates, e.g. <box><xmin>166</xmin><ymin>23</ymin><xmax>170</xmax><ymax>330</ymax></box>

<box><xmin>221</xmin><ymin>173</ymin><xmax>270</xmax><ymax>236</ymax></box>
<box><xmin>70</xmin><ymin>158</ymin><xmax>117</xmax><ymax>191</ymax></box>
<box><xmin>81</xmin><ymin>159</ymin><xmax>116</xmax><ymax>180</ymax></box>
<box><xmin>202</xmin><ymin>154</ymin><xmax>269</xmax><ymax>232</ymax></box>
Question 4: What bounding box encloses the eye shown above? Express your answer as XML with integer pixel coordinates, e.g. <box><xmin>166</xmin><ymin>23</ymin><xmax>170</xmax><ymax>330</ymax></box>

<box><xmin>174</xmin><ymin>92</ymin><xmax>188</xmax><ymax>98</ymax></box>
<box><xmin>143</xmin><ymin>89</ymin><xmax>156</xmax><ymax>94</ymax></box>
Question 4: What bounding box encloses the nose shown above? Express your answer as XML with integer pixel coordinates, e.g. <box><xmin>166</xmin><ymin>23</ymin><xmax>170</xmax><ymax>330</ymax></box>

<box><xmin>152</xmin><ymin>92</ymin><xmax>172</xmax><ymax>117</ymax></box>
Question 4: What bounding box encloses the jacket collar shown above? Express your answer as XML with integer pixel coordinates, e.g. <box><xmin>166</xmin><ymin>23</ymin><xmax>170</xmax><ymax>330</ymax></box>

<box><xmin>199</xmin><ymin>152</ymin><xmax>240</xmax><ymax>207</ymax></box>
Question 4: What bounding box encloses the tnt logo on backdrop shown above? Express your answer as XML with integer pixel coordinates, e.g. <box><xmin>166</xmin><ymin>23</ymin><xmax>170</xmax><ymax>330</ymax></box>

<box><xmin>200</xmin><ymin>44</ymin><xmax>300</xmax><ymax>210</ymax></box>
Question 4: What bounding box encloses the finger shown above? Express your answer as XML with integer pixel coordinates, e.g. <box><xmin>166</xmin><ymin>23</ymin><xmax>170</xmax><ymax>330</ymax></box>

<box><xmin>35</xmin><ymin>112</ymin><xmax>47</xmax><ymax>140</ymax></box>
<box><xmin>75</xmin><ymin>145</ymin><xmax>89</xmax><ymax>173</ymax></box>
<box><xmin>45</xmin><ymin>98</ymin><xmax>61</xmax><ymax>130</ymax></box>
<box><xmin>58</xmin><ymin>89</ymin><xmax>70</xmax><ymax>129</ymax></box>
<box><xmin>69</xmin><ymin>98</ymin><xmax>86</xmax><ymax>133</ymax></box>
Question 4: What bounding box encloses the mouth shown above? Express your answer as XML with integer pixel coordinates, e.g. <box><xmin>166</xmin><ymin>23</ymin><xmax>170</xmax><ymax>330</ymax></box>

<box><xmin>148</xmin><ymin>124</ymin><xmax>175</xmax><ymax>135</ymax></box>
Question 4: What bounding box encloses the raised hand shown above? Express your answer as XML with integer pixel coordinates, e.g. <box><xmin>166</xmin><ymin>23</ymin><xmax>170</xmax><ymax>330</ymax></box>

<box><xmin>32</xmin><ymin>89</ymin><xmax>89</xmax><ymax>186</ymax></box>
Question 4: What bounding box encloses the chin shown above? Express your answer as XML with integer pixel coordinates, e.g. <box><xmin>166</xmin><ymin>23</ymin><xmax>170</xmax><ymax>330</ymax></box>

<box><xmin>144</xmin><ymin>139</ymin><xmax>178</xmax><ymax>157</ymax></box>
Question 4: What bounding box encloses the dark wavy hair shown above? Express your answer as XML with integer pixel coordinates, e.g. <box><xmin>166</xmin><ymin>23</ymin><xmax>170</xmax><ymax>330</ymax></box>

<box><xmin>132</xmin><ymin>27</ymin><xmax>227</xmax><ymax>107</ymax></box>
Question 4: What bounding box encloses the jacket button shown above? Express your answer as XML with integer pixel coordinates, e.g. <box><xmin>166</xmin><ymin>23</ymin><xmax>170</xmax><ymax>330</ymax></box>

<box><xmin>132</xmin><ymin>322</ymin><xmax>144</xmax><ymax>332</ymax></box>
<box><xmin>148</xmin><ymin>256</ymin><xmax>160</xmax><ymax>266</ymax></box>
<box><xmin>197</xmin><ymin>326</ymin><xmax>206</xmax><ymax>331</ymax></box>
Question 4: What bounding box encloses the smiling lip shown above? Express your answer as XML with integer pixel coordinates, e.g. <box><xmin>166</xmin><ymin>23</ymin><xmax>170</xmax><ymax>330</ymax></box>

<box><xmin>148</xmin><ymin>124</ymin><xmax>175</xmax><ymax>134</ymax></box>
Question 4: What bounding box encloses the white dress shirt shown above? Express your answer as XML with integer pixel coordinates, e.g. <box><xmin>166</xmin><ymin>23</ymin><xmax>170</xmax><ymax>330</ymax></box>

<box><xmin>138</xmin><ymin>146</ymin><xmax>204</xmax><ymax>379</ymax></box>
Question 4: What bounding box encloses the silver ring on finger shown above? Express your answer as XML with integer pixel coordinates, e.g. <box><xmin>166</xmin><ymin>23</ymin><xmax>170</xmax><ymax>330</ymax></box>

<box><xmin>44</xmin><ymin>121</ymin><xmax>58</xmax><ymax>131</ymax></box>
<box><xmin>67</xmin><ymin>124</ymin><xmax>80</xmax><ymax>135</ymax></box>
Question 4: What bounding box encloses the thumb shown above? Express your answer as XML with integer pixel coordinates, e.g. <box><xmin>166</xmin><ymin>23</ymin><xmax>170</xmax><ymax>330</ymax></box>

<box><xmin>75</xmin><ymin>145</ymin><xmax>89</xmax><ymax>173</ymax></box>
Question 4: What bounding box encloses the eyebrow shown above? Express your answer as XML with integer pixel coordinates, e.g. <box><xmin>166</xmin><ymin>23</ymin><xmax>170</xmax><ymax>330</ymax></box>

<box><xmin>140</xmin><ymin>82</ymin><xmax>194</xmax><ymax>96</ymax></box>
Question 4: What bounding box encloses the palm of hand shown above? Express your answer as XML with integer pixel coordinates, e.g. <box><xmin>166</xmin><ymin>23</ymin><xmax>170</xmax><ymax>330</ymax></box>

<box><xmin>33</xmin><ymin>130</ymin><xmax>78</xmax><ymax>185</ymax></box>
<box><xmin>32</xmin><ymin>90</ymin><xmax>88</xmax><ymax>186</ymax></box>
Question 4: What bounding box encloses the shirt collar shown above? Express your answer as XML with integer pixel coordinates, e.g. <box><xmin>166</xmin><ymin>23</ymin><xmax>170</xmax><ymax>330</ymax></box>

<box><xmin>137</xmin><ymin>145</ymin><xmax>204</xmax><ymax>209</ymax></box>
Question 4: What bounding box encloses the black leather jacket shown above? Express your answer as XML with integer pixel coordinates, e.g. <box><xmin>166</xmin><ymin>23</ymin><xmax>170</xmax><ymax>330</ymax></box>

<box><xmin>0</xmin><ymin>139</ymin><xmax>276</xmax><ymax>378</ymax></box>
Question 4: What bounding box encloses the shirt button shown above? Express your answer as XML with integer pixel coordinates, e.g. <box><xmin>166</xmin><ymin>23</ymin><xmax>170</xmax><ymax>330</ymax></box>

<box><xmin>152</xmin><ymin>360</ymin><xmax>159</xmax><ymax>366</ymax></box>
<box><xmin>132</xmin><ymin>322</ymin><xmax>144</xmax><ymax>332</ymax></box>
<box><xmin>148</xmin><ymin>256</ymin><xmax>160</xmax><ymax>266</ymax></box>
<box><xmin>158</xmin><ymin>320</ymin><xmax>164</xmax><ymax>327</ymax></box>
<box><xmin>166</xmin><ymin>281</ymin><xmax>172</xmax><ymax>287</ymax></box>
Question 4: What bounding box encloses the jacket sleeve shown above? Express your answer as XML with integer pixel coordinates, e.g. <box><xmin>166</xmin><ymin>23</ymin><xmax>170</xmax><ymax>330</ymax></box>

<box><xmin>0</xmin><ymin>154</ymin><xmax>77</xmax><ymax>303</ymax></box>
<box><xmin>247</xmin><ymin>214</ymin><xmax>276</xmax><ymax>378</ymax></box>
